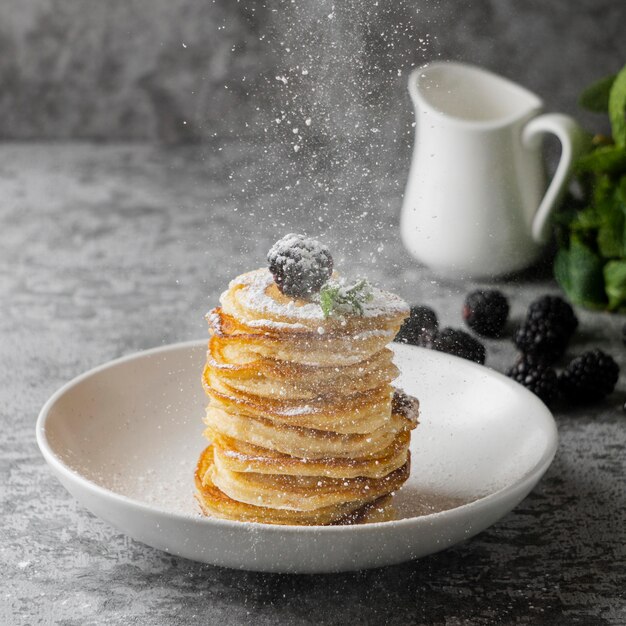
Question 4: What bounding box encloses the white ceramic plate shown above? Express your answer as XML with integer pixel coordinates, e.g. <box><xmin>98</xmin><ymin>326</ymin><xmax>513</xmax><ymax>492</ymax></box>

<box><xmin>37</xmin><ymin>341</ymin><xmax>557</xmax><ymax>573</ymax></box>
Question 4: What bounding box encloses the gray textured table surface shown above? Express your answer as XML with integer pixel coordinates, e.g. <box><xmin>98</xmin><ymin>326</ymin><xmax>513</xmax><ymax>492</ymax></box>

<box><xmin>1</xmin><ymin>143</ymin><xmax>625</xmax><ymax>625</ymax></box>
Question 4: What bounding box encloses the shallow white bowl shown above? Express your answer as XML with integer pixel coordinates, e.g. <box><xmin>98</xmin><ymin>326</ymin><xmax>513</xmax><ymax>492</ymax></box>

<box><xmin>37</xmin><ymin>341</ymin><xmax>557</xmax><ymax>573</ymax></box>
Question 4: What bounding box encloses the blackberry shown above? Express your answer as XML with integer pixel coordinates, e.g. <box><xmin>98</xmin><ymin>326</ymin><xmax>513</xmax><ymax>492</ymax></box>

<box><xmin>506</xmin><ymin>358</ymin><xmax>558</xmax><ymax>406</ymax></box>
<box><xmin>514</xmin><ymin>317</ymin><xmax>569</xmax><ymax>363</ymax></box>
<box><xmin>527</xmin><ymin>295</ymin><xmax>578</xmax><ymax>337</ymax></box>
<box><xmin>513</xmin><ymin>294</ymin><xmax>578</xmax><ymax>363</ymax></box>
<box><xmin>267</xmin><ymin>234</ymin><xmax>333</xmax><ymax>298</ymax></box>
<box><xmin>558</xmin><ymin>349</ymin><xmax>619</xmax><ymax>402</ymax></box>
<box><xmin>463</xmin><ymin>290</ymin><xmax>509</xmax><ymax>337</ymax></box>
<box><xmin>394</xmin><ymin>305</ymin><xmax>438</xmax><ymax>347</ymax></box>
<box><xmin>432</xmin><ymin>327</ymin><xmax>486</xmax><ymax>364</ymax></box>
<box><xmin>392</xmin><ymin>389</ymin><xmax>420</xmax><ymax>421</ymax></box>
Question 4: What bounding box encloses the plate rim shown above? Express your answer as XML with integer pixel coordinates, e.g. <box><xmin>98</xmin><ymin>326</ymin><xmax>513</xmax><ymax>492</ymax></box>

<box><xmin>36</xmin><ymin>339</ymin><xmax>559</xmax><ymax>535</ymax></box>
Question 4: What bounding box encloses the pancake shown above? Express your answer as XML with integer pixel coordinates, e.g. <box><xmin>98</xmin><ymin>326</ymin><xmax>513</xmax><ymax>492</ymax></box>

<box><xmin>196</xmin><ymin>263</ymin><xmax>417</xmax><ymax>526</ymax></box>
<box><xmin>208</xmin><ymin>448</ymin><xmax>410</xmax><ymax>511</ymax></box>
<box><xmin>195</xmin><ymin>446</ymin><xmax>393</xmax><ymax>525</ymax></box>
<box><xmin>210</xmin><ymin>430</ymin><xmax>411</xmax><ymax>478</ymax></box>
<box><xmin>206</xmin><ymin>342</ymin><xmax>399</xmax><ymax>401</ymax></box>
<box><xmin>204</xmin><ymin>367</ymin><xmax>395</xmax><ymax>434</ymax></box>
<box><xmin>203</xmin><ymin>405</ymin><xmax>413</xmax><ymax>459</ymax></box>
<box><xmin>208</xmin><ymin>308</ymin><xmax>399</xmax><ymax>367</ymax></box>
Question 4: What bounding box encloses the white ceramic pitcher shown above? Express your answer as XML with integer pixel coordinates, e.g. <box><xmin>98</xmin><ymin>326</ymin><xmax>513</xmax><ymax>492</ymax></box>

<box><xmin>401</xmin><ymin>61</ymin><xmax>588</xmax><ymax>278</ymax></box>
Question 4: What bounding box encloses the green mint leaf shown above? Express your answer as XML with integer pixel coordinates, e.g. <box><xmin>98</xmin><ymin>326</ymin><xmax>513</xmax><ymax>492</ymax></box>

<box><xmin>597</xmin><ymin>199</ymin><xmax>625</xmax><ymax>258</ymax></box>
<box><xmin>554</xmin><ymin>67</ymin><xmax>626</xmax><ymax>311</ymax></box>
<box><xmin>554</xmin><ymin>248</ymin><xmax>572</xmax><ymax>294</ymax></box>
<box><xmin>604</xmin><ymin>260</ymin><xmax>626</xmax><ymax>309</ymax></box>
<box><xmin>594</xmin><ymin>174</ymin><xmax>618</xmax><ymax>205</ymax></box>
<box><xmin>318</xmin><ymin>279</ymin><xmax>373</xmax><ymax>318</ymax></box>
<box><xmin>345</xmin><ymin>279</ymin><xmax>374</xmax><ymax>314</ymax></box>
<box><xmin>595</xmin><ymin>183</ymin><xmax>626</xmax><ymax>258</ymax></box>
<box><xmin>570</xmin><ymin>205</ymin><xmax>600</xmax><ymax>235</ymax></box>
<box><xmin>320</xmin><ymin>284</ymin><xmax>340</xmax><ymax>318</ymax></box>
<box><xmin>609</xmin><ymin>63</ymin><xmax>626</xmax><ymax>147</ymax></box>
<box><xmin>575</xmin><ymin>145</ymin><xmax>626</xmax><ymax>175</ymax></box>
<box><xmin>555</xmin><ymin>237</ymin><xmax>606</xmax><ymax>308</ymax></box>
<box><xmin>579</xmin><ymin>74</ymin><xmax>615</xmax><ymax>113</ymax></box>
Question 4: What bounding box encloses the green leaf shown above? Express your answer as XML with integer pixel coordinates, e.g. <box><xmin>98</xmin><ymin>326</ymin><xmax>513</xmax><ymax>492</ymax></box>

<box><xmin>579</xmin><ymin>74</ymin><xmax>615</xmax><ymax>112</ymax></box>
<box><xmin>595</xmin><ymin>181</ymin><xmax>626</xmax><ymax>257</ymax></box>
<box><xmin>575</xmin><ymin>145</ymin><xmax>626</xmax><ymax>175</ymax></box>
<box><xmin>604</xmin><ymin>260</ymin><xmax>626</xmax><ymax>309</ymax></box>
<box><xmin>554</xmin><ymin>65</ymin><xmax>626</xmax><ymax>311</ymax></box>
<box><xmin>619</xmin><ymin>174</ymin><xmax>626</xmax><ymax>203</ymax></box>
<box><xmin>597</xmin><ymin>201</ymin><xmax>624</xmax><ymax>258</ymax></box>
<box><xmin>318</xmin><ymin>279</ymin><xmax>373</xmax><ymax>318</ymax></box>
<box><xmin>594</xmin><ymin>174</ymin><xmax>618</xmax><ymax>205</ymax></box>
<box><xmin>554</xmin><ymin>248</ymin><xmax>572</xmax><ymax>293</ymax></box>
<box><xmin>556</xmin><ymin>237</ymin><xmax>607</xmax><ymax>307</ymax></box>
<box><xmin>569</xmin><ymin>204</ymin><xmax>600</xmax><ymax>234</ymax></box>
<box><xmin>319</xmin><ymin>283</ymin><xmax>340</xmax><ymax>318</ymax></box>
<box><xmin>609</xmin><ymin>64</ymin><xmax>626</xmax><ymax>147</ymax></box>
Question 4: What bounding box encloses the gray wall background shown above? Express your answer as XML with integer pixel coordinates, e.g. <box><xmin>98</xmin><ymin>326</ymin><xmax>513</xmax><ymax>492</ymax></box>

<box><xmin>1</xmin><ymin>0</ymin><xmax>625</xmax><ymax>147</ymax></box>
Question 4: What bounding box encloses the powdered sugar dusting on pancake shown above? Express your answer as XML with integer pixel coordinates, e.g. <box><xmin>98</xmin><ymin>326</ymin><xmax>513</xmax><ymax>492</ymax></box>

<box><xmin>224</xmin><ymin>268</ymin><xmax>408</xmax><ymax>322</ymax></box>
<box><xmin>245</xmin><ymin>318</ymin><xmax>309</xmax><ymax>330</ymax></box>
<box><xmin>226</xmin><ymin>270</ymin><xmax>322</xmax><ymax>320</ymax></box>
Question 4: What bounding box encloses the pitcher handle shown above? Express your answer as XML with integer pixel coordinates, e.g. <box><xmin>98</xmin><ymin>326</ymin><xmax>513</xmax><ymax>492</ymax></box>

<box><xmin>523</xmin><ymin>113</ymin><xmax>590</xmax><ymax>244</ymax></box>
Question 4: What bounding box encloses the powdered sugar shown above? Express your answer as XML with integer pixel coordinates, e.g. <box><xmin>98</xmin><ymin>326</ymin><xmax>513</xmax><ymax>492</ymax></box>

<box><xmin>206</xmin><ymin>357</ymin><xmax>238</xmax><ymax>370</ymax></box>
<box><xmin>222</xmin><ymin>449</ymin><xmax>271</xmax><ymax>463</ymax></box>
<box><xmin>245</xmin><ymin>317</ymin><xmax>308</xmax><ymax>330</ymax></box>
<box><xmin>276</xmin><ymin>404</ymin><xmax>320</xmax><ymax>416</ymax></box>
<box><xmin>226</xmin><ymin>268</ymin><xmax>407</xmax><ymax>322</ymax></box>
<box><xmin>207</xmin><ymin>310</ymin><xmax>221</xmax><ymax>328</ymax></box>
<box><xmin>227</xmin><ymin>270</ymin><xmax>324</xmax><ymax>320</ymax></box>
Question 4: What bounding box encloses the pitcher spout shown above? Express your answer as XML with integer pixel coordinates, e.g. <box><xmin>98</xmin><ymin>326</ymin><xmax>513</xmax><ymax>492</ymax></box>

<box><xmin>409</xmin><ymin>61</ymin><xmax>542</xmax><ymax>128</ymax></box>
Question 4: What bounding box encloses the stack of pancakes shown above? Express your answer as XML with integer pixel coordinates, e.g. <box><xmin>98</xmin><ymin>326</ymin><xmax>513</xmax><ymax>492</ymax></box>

<box><xmin>195</xmin><ymin>268</ymin><xmax>419</xmax><ymax>525</ymax></box>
